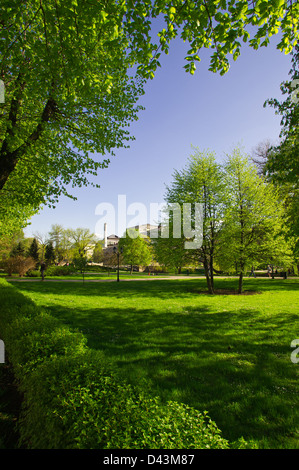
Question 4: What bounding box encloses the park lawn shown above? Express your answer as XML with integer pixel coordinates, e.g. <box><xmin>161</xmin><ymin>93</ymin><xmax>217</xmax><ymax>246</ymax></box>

<box><xmin>1</xmin><ymin>271</ymin><xmax>169</xmax><ymax>281</ymax></box>
<box><xmin>11</xmin><ymin>277</ymin><xmax>299</xmax><ymax>449</ymax></box>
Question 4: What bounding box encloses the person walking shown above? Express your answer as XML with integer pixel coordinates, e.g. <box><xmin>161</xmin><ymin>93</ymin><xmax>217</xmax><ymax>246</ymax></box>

<box><xmin>267</xmin><ymin>265</ymin><xmax>272</xmax><ymax>278</ymax></box>
<box><xmin>40</xmin><ymin>262</ymin><xmax>46</xmax><ymax>281</ymax></box>
<box><xmin>249</xmin><ymin>266</ymin><xmax>256</xmax><ymax>278</ymax></box>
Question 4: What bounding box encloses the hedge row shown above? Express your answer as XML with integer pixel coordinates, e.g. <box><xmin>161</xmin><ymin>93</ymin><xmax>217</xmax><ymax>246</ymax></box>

<box><xmin>0</xmin><ymin>278</ymin><xmax>230</xmax><ymax>449</ymax></box>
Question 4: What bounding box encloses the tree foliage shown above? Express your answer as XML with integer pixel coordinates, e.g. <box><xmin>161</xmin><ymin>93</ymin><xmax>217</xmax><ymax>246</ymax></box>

<box><xmin>218</xmin><ymin>148</ymin><xmax>294</xmax><ymax>292</ymax></box>
<box><xmin>0</xmin><ymin>0</ymin><xmax>145</xmax><ymax>210</ymax></box>
<box><xmin>160</xmin><ymin>146</ymin><xmax>293</xmax><ymax>293</ymax></box>
<box><xmin>264</xmin><ymin>44</ymin><xmax>299</xmax><ymax>187</ymax></box>
<box><xmin>0</xmin><ymin>0</ymin><xmax>298</xmax><ymax>220</ymax></box>
<box><xmin>27</xmin><ymin>238</ymin><xmax>40</xmax><ymax>262</ymax></box>
<box><xmin>118</xmin><ymin>229</ymin><xmax>152</xmax><ymax>272</ymax></box>
<box><xmin>164</xmin><ymin>148</ymin><xmax>225</xmax><ymax>293</ymax></box>
<box><xmin>263</xmin><ymin>44</ymin><xmax>299</xmax><ymax>257</ymax></box>
<box><xmin>45</xmin><ymin>240</ymin><xmax>55</xmax><ymax>265</ymax></box>
<box><xmin>152</xmin><ymin>218</ymin><xmax>192</xmax><ymax>274</ymax></box>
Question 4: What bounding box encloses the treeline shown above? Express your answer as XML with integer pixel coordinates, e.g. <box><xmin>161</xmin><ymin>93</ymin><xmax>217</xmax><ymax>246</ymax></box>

<box><xmin>154</xmin><ymin>146</ymin><xmax>296</xmax><ymax>294</ymax></box>
<box><xmin>0</xmin><ymin>148</ymin><xmax>297</xmax><ymax>292</ymax></box>
<box><xmin>0</xmin><ymin>226</ymin><xmax>100</xmax><ymax>276</ymax></box>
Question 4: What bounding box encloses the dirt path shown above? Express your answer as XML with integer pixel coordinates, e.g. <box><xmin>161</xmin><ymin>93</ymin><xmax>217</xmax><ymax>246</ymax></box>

<box><xmin>6</xmin><ymin>275</ymin><xmax>291</xmax><ymax>282</ymax></box>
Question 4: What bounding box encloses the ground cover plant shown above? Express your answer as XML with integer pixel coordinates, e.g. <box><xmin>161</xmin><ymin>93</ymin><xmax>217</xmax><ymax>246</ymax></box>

<box><xmin>0</xmin><ymin>278</ymin><xmax>229</xmax><ymax>449</ymax></box>
<box><xmin>10</xmin><ymin>276</ymin><xmax>299</xmax><ymax>449</ymax></box>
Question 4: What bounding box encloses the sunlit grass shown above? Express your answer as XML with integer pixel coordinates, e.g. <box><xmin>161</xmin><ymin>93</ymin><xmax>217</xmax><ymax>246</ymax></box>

<box><xmin>11</xmin><ymin>277</ymin><xmax>299</xmax><ymax>448</ymax></box>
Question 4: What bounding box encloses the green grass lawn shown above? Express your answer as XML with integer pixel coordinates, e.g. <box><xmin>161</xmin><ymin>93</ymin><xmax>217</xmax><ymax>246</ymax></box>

<box><xmin>10</xmin><ymin>277</ymin><xmax>299</xmax><ymax>449</ymax></box>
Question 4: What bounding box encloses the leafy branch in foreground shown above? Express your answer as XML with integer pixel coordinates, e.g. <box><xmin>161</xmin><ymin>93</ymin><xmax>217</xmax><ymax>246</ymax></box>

<box><xmin>0</xmin><ymin>0</ymin><xmax>298</xmax><ymax>236</ymax></box>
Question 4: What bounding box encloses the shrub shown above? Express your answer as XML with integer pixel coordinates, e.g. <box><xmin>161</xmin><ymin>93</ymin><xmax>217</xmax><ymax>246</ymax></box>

<box><xmin>18</xmin><ymin>351</ymin><xmax>229</xmax><ymax>449</ymax></box>
<box><xmin>4</xmin><ymin>256</ymin><xmax>36</xmax><ymax>277</ymax></box>
<box><xmin>26</xmin><ymin>270</ymin><xmax>41</xmax><ymax>277</ymax></box>
<box><xmin>0</xmin><ymin>278</ymin><xmax>230</xmax><ymax>450</ymax></box>
<box><xmin>45</xmin><ymin>265</ymin><xmax>76</xmax><ymax>276</ymax></box>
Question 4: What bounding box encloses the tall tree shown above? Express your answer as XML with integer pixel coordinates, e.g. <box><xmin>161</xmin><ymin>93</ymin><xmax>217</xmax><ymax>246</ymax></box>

<box><xmin>118</xmin><ymin>229</ymin><xmax>152</xmax><ymax>273</ymax></box>
<box><xmin>165</xmin><ymin>149</ymin><xmax>225</xmax><ymax>294</ymax></box>
<box><xmin>34</xmin><ymin>232</ymin><xmax>48</xmax><ymax>262</ymax></box>
<box><xmin>48</xmin><ymin>224</ymin><xmax>65</xmax><ymax>262</ymax></box>
<box><xmin>45</xmin><ymin>240</ymin><xmax>55</xmax><ymax>265</ymax></box>
<box><xmin>68</xmin><ymin>227</ymin><xmax>97</xmax><ymax>259</ymax></box>
<box><xmin>218</xmin><ymin>148</ymin><xmax>293</xmax><ymax>293</ymax></box>
<box><xmin>27</xmin><ymin>238</ymin><xmax>39</xmax><ymax>263</ymax></box>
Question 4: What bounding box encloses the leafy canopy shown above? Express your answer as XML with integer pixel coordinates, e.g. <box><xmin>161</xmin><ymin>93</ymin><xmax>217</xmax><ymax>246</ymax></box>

<box><xmin>0</xmin><ymin>0</ymin><xmax>298</xmax><ymax>234</ymax></box>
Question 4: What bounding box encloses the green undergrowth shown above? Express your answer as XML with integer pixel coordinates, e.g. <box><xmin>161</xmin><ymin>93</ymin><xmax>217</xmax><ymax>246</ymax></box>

<box><xmin>10</xmin><ymin>277</ymin><xmax>299</xmax><ymax>449</ymax></box>
<box><xmin>0</xmin><ymin>278</ymin><xmax>231</xmax><ymax>449</ymax></box>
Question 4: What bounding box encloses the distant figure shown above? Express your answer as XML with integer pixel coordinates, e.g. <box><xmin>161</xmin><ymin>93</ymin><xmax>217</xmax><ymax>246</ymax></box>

<box><xmin>267</xmin><ymin>265</ymin><xmax>272</xmax><ymax>278</ymax></box>
<box><xmin>40</xmin><ymin>262</ymin><xmax>46</xmax><ymax>281</ymax></box>
<box><xmin>249</xmin><ymin>266</ymin><xmax>256</xmax><ymax>278</ymax></box>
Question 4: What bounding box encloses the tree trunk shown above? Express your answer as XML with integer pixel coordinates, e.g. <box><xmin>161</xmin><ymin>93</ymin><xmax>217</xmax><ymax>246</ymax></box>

<box><xmin>0</xmin><ymin>96</ymin><xmax>57</xmax><ymax>190</ymax></box>
<box><xmin>204</xmin><ymin>258</ymin><xmax>214</xmax><ymax>294</ymax></box>
<box><xmin>238</xmin><ymin>271</ymin><xmax>243</xmax><ymax>294</ymax></box>
<box><xmin>210</xmin><ymin>258</ymin><xmax>214</xmax><ymax>289</ymax></box>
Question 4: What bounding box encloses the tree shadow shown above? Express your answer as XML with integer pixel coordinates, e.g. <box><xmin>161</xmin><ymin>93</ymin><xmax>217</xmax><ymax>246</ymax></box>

<box><xmin>39</xmin><ymin>299</ymin><xmax>299</xmax><ymax>447</ymax></box>
<box><xmin>10</xmin><ymin>277</ymin><xmax>299</xmax><ymax>303</ymax></box>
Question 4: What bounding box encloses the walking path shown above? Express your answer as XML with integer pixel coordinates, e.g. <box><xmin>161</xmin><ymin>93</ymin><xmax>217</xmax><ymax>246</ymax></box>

<box><xmin>6</xmin><ymin>274</ymin><xmax>293</xmax><ymax>282</ymax></box>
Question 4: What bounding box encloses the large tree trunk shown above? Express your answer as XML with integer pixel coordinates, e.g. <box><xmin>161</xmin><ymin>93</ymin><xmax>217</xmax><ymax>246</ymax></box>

<box><xmin>0</xmin><ymin>96</ymin><xmax>57</xmax><ymax>190</ymax></box>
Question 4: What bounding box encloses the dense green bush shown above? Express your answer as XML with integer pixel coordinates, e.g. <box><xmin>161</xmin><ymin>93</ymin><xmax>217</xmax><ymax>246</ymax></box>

<box><xmin>0</xmin><ymin>278</ymin><xmax>230</xmax><ymax>449</ymax></box>
<box><xmin>19</xmin><ymin>351</ymin><xmax>229</xmax><ymax>449</ymax></box>
<box><xmin>44</xmin><ymin>264</ymin><xmax>76</xmax><ymax>276</ymax></box>
<box><xmin>26</xmin><ymin>270</ymin><xmax>40</xmax><ymax>277</ymax></box>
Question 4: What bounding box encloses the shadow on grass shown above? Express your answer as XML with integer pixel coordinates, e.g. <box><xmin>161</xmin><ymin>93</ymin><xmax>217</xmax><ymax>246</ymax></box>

<box><xmin>10</xmin><ymin>277</ymin><xmax>299</xmax><ymax>302</ymax></box>
<box><xmin>35</xmin><ymin>297</ymin><xmax>299</xmax><ymax>447</ymax></box>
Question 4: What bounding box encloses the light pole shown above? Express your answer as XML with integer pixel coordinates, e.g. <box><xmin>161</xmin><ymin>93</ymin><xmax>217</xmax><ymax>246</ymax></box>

<box><xmin>78</xmin><ymin>248</ymin><xmax>87</xmax><ymax>283</ymax></box>
<box><xmin>113</xmin><ymin>245</ymin><xmax>123</xmax><ymax>282</ymax></box>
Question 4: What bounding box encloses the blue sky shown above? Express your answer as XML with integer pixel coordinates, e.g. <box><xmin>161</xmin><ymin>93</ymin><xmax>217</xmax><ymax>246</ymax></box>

<box><xmin>24</xmin><ymin>33</ymin><xmax>292</xmax><ymax>240</ymax></box>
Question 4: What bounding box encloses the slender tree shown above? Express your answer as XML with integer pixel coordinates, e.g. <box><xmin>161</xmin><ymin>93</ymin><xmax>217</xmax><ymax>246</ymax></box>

<box><xmin>118</xmin><ymin>229</ymin><xmax>152</xmax><ymax>274</ymax></box>
<box><xmin>165</xmin><ymin>149</ymin><xmax>226</xmax><ymax>294</ymax></box>
<box><xmin>45</xmin><ymin>241</ymin><xmax>55</xmax><ymax>265</ymax></box>
<box><xmin>27</xmin><ymin>238</ymin><xmax>39</xmax><ymax>263</ymax></box>
<box><xmin>218</xmin><ymin>148</ymin><xmax>293</xmax><ymax>293</ymax></box>
<box><xmin>48</xmin><ymin>224</ymin><xmax>65</xmax><ymax>262</ymax></box>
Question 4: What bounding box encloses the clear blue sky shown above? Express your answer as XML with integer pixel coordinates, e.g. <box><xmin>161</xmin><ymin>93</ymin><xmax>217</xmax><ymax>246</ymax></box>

<box><xmin>24</xmin><ymin>33</ymin><xmax>291</xmax><ymax>240</ymax></box>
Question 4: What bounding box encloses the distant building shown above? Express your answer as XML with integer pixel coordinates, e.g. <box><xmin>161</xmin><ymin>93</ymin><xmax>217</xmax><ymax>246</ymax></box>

<box><xmin>127</xmin><ymin>224</ymin><xmax>159</xmax><ymax>238</ymax></box>
<box><xmin>103</xmin><ymin>223</ymin><xmax>159</xmax><ymax>249</ymax></box>
<box><xmin>106</xmin><ymin>234</ymin><xmax>119</xmax><ymax>246</ymax></box>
